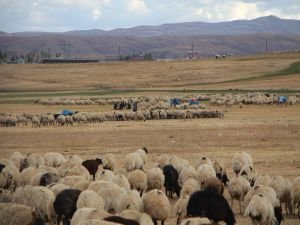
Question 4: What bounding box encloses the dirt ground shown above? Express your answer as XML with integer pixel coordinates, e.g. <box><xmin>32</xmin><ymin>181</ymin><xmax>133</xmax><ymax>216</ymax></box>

<box><xmin>0</xmin><ymin>104</ymin><xmax>299</xmax><ymax>224</ymax></box>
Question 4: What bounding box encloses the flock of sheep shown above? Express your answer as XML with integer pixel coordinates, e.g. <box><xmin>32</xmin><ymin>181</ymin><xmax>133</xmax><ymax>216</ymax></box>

<box><xmin>0</xmin><ymin>149</ymin><xmax>299</xmax><ymax>225</ymax></box>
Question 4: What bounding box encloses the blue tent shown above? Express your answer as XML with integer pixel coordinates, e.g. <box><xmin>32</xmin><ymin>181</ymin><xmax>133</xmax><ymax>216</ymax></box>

<box><xmin>61</xmin><ymin>109</ymin><xmax>75</xmax><ymax>116</ymax></box>
<box><xmin>170</xmin><ymin>98</ymin><xmax>181</xmax><ymax>106</ymax></box>
<box><xmin>188</xmin><ymin>98</ymin><xmax>200</xmax><ymax>105</ymax></box>
<box><xmin>278</xmin><ymin>96</ymin><xmax>287</xmax><ymax>103</ymax></box>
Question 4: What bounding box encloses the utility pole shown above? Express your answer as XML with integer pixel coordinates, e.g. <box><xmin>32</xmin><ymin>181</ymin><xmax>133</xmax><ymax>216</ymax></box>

<box><xmin>192</xmin><ymin>42</ymin><xmax>194</xmax><ymax>58</ymax></box>
<box><xmin>118</xmin><ymin>46</ymin><xmax>121</xmax><ymax>59</ymax></box>
<box><xmin>265</xmin><ymin>39</ymin><xmax>268</xmax><ymax>53</ymax></box>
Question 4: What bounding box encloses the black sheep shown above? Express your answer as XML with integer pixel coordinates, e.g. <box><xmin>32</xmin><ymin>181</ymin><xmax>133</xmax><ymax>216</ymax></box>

<box><xmin>187</xmin><ymin>189</ymin><xmax>236</xmax><ymax>225</ymax></box>
<box><xmin>82</xmin><ymin>158</ymin><xmax>103</xmax><ymax>180</ymax></box>
<box><xmin>39</xmin><ymin>172</ymin><xmax>59</xmax><ymax>186</ymax></box>
<box><xmin>53</xmin><ymin>189</ymin><xmax>81</xmax><ymax>225</ymax></box>
<box><xmin>0</xmin><ymin>163</ymin><xmax>5</xmax><ymax>173</ymax></box>
<box><xmin>104</xmin><ymin>216</ymin><xmax>140</xmax><ymax>225</ymax></box>
<box><xmin>163</xmin><ymin>164</ymin><xmax>181</xmax><ymax>198</ymax></box>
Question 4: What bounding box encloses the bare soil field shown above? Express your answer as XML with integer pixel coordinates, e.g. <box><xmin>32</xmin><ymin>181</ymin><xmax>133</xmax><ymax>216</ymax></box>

<box><xmin>0</xmin><ymin>104</ymin><xmax>299</xmax><ymax>225</ymax></box>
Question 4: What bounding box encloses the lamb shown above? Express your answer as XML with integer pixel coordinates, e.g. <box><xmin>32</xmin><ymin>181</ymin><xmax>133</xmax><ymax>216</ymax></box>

<box><xmin>128</xmin><ymin>169</ymin><xmax>147</xmax><ymax>197</ymax></box>
<box><xmin>201</xmin><ymin>177</ymin><xmax>224</xmax><ymax>195</ymax></box>
<box><xmin>117</xmin><ymin>189</ymin><xmax>144</xmax><ymax>212</ymax></box>
<box><xmin>135</xmin><ymin>147</ymin><xmax>149</xmax><ymax>164</ymax></box>
<box><xmin>269</xmin><ymin>175</ymin><xmax>293</xmax><ymax>215</ymax></box>
<box><xmin>179</xmin><ymin>166</ymin><xmax>197</xmax><ymax>186</ymax></box>
<box><xmin>186</xmin><ymin>189</ymin><xmax>236</xmax><ymax>225</ymax></box>
<box><xmin>180</xmin><ymin>217</ymin><xmax>212</xmax><ymax>225</ymax></box>
<box><xmin>180</xmin><ymin>178</ymin><xmax>200</xmax><ymax>197</ymax></box>
<box><xmin>53</xmin><ymin>188</ymin><xmax>82</xmax><ymax>225</ymax></box>
<box><xmin>232</xmin><ymin>152</ymin><xmax>253</xmax><ymax>176</ymax></box>
<box><xmin>146</xmin><ymin>167</ymin><xmax>165</xmax><ymax>191</ymax></box>
<box><xmin>120</xmin><ymin>209</ymin><xmax>154</xmax><ymax>225</ymax></box>
<box><xmin>44</xmin><ymin>152</ymin><xmax>66</xmax><ymax>168</ymax></box>
<box><xmin>124</xmin><ymin>153</ymin><xmax>144</xmax><ymax>172</ymax></box>
<box><xmin>101</xmin><ymin>153</ymin><xmax>116</xmax><ymax>171</ymax></box>
<box><xmin>196</xmin><ymin>164</ymin><xmax>216</xmax><ymax>186</ymax></box>
<box><xmin>213</xmin><ymin>161</ymin><xmax>229</xmax><ymax>185</ymax></box>
<box><xmin>142</xmin><ymin>189</ymin><xmax>170</xmax><ymax>225</ymax></box>
<box><xmin>13</xmin><ymin>185</ymin><xmax>56</xmax><ymax>223</ymax></box>
<box><xmin>76</xmin><ymin>189</ymin><xmax>105</xmax><ymax>210</ymax></box>
<box><xmin>163</xmin><ymin>164</ymin><xmax>181</xmax><ymax>198</ymax></box>
<box><xmin>82</xmin><ymin>158</ymin><xmax>103</xmax><ymax>181</ymax></box>
<box><xmin>71</xmin><ymin>208</ymin><xmax>110</xmax><ymax>225</ymax></box>
<box><xmin>227</xmin><ymin>176</ymin><xmax>251</xmax><ymax>214</ymax></box>
<box><xmin>0</xmin><ymin>203</ymin><xmax>45</xmax><ymax>225</ymax></box>
<box><xmin>244</xmin><ymin>194</ymin><xmax>278</xmax><ymax>225</ymax></box>
<box><xmin>174</xmin><ymin>195</ymin><xmax>190</xmax><ymax>225</ymax></box>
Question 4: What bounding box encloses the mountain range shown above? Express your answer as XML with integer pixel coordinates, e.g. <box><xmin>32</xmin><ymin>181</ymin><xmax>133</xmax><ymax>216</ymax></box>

<box><xmin>1</xmin><ymin>15</ymin><xmax>300</xmax><ymax>58</ymax></box>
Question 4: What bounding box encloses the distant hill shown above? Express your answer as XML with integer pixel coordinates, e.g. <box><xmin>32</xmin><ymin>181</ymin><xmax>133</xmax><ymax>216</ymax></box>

<box><xmin>0</xmin><ymin>16</ymin><xmax>300</xmax><ymax>58</ymax></box>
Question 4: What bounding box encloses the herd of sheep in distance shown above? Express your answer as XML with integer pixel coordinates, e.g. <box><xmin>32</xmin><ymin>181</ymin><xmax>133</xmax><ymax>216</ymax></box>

<box><xmin>0</xmin><ymin>149</ymin><xmax>299</xmax><ymax>225</ymax></box>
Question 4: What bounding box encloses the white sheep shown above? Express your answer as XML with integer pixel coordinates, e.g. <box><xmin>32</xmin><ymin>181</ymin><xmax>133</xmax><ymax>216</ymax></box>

<box><xmin>170</xmin><ymin>155</ymin><xmax>189</xmax><ymax>173</ymax></box>
<box><xmin>21</xmin><ymin>153</ymin><xmax>45</xmax><ymax>170</ymax></box>
<box><xmin>117</xmin><ymin>189</ymin><xmax>144</xmax><ymax>212</ymax></box>
<box><xmin>0</xmin><ymin>188</ymin><xmax>13</xmax><ymax>203</ymax></box>
<box><xmin>101</xmin><ymin>153</ymin><xmax>116</xmax><ymax>171</ymax></box>
<box><xmin>112</xmin><ymin>174</ymin><xmax>131</xmax><ymax>190</ymax></box>
<box><xmin>174</xmin><ymin>195</ymin><xmax>190</xmax><ymax>225</ymax></box>
<box><xmin>135</xmin><ymin>147</ymin><xmax>148</xmax><ymax>164</ymax></box>
<box><xmin>66</xmin><ymin>155</ymin><xmax>83</xmax><ymax>164</ymax></box>
<box><xmin>239</xmin><ymin>164</ymin><xmax>258</xmax><ymax>186</ymax></box>
<box><xmin>254</xmin><ymin>174</ymin><xmax>272</xmax><ymax>187</ymax></box>
<box><xmin>124</xmin><ymin>152</ymin><xmax>144</xmax><ymax>172</ymax></box>
<box><xmin>180</xmin><ymin>217</ymin><xmax>212</xmax><ymax>225</ymax></box>
<box><xmin>244</xmin><ymin>194</ymin><xmax>278</xmax><ymax>225</ymax></box>
<box><xmin>196</xmin><ymin>164</ymin><xmax>216</xmax><ymax>186</ymax></box>
<box><xmin>156</xmin><ymin>154</ymin><xmax>170</xmax><ymax>169</ymax></box>
<box><xmin>180</xmin><ymin>178</ymin><xmax>200</xmax><ymax>197</ymax></box>
<box><xmin>0</xmin><ymin>203</ymin><xmax>44</xmax><ymax>225</ymax></box>
<box><xmin>146</xmin><ymin>167</ymin><xmax>165</xmax><ymax>191</ymax></box>
<box><xmin>269</xmin><ymin>175</ymin><xmax>293</xmax><ymax>215</ymax></box>
<box><xmin>88</xmin><ymin>180</ymin><xmax>120</xmax><ymax>193</ymax></box>
<box><xmin>195</xmin><ymin>156</ymin><xmax>213</xmax><ymax>169</ymax></box>
<box><xmin>291</xmin><ymin>176</ymin><xmax>300</xmax><ymax>216</ymax></box>
<box><xmin>213</xmin><ymin>160</ymin><xmax>229</xmax><ymax>184</ymax></box>
<box><xmin>47</xmin><ymin>183</ymin><xmax>70</xmax><ymax>196</ymax></box>
<box><xmin>1</xmin><ymin>164</ymin><xmax>20</xmax><ymax>191</ymax></box>
<box><xmin>142</xmin><ymin>189</ymin><xmax>170</xmax><ymax>225</ymax></box>
<box><xmin>232</xmin><ymin>152</ymin><xmax>253</xmax><ymax>176</ymax></box>
<box><xmin>71</xmin><ymin>208</ymin><xmax>111</xmax><ymax>225</ymax></box>
<box><xmin>9</xmin><ymin>151</ymin><xmax>25</xmax><ymax>171</ymax></box>
<box><xmin>58</xmin><ymin>161</ymin><xmax>90</xmax><ymax>180</ymax></box>
<box><xmin>13</xmin><ymin>185</ymin><xmax>55</xmax><ymax>223</ymax></box>
<box><xmin>97</xmin><ymin>185</ymin><xmax>126</xmax><ymax>213</ymax></box>
<box><xmin>120</xmin><ymin>209</ymin><xmax>154</xmax><ymax>225</ymax></box>
<box><xmin>179</xmin><ymin>165</ymin><xmax>197</xmax><ymax>186</ymax></box>
<box><xmin>227</xmin><ymin>176</ymin><xmax>251</xmax><ymax>214</ymax></box>
<box><xmin>128</xmin><ymin>169</ymin><xmax>147</xmax><ymax>196</ymax></box>
<box><xmin>19</xmin><ymin>166</ymin><xmax>41</xmax><ymax>186</ymax></box>
<box><xmin>59</xmin><ymin>175</ymin><xmax>90</xmax><ymax>191</ymax></box>
<box><xmin>77</xmin><ymin>189</ymin><xmax>105</xmax><ymax>210</ymax></box>
<box><xmin>44</xmin><ymin>152</ymin><xmax>66</xmax><ymax>167</ymax></box>
<box><xmin>95</xmin><ymin>169</ymin><xmax>115</xmax><ymax>182</ymax></box>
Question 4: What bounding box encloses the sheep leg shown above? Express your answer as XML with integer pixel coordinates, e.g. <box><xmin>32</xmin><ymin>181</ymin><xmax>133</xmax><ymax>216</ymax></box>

<box><xmin>56</xmin><ymin>214</ymin><xmax>62</xmax><ymax>225</ymax></box>
<box><xmin>161</xmin><ymin>220</ymin><xmax>165</xmax><ymax>225</ymax></box>
<box><xmin>238</xmin><ymin>199</ymin><xmax>242</xmax><ymax>214</ymax></box>
<box><xmin>176</xmin><ymin>216</ymin><xmax>181</xmax><ymax>225</ymax></box>
<box><xmin>152</xmin><ymin>218</ymin><xmax>157</xmax><ymax>225</ymax></box>
<box><xmin>230</xmin><ymin>198</ymin><xmax>234</xmax><ymax>209</ymax></box>
<box><xmin>63</xmin><ymin>217</ymin><xmax>70</xmax><ymax>225</ymax></box>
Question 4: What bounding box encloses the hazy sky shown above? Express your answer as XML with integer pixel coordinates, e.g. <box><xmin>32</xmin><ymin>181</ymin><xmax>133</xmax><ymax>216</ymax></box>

<box><xmin>1</xmin><ymin>0</ymin><xmax>299</xmax><ymax>32</ymax></box>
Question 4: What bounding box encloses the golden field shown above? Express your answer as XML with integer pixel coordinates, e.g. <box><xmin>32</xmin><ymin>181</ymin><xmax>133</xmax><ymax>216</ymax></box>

<box><xmin>0</xmin><ymin>52</ymin><xmax>300</xmax><ymax>225</ymax></box>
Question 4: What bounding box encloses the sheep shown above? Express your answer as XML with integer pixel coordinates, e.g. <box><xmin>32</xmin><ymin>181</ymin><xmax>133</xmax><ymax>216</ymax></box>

<box><xmin>66</xmin><ymin>155</ymin><xmax>83</xmax><ymax>164</ymax></box>
<box><xmin>117</xmin><ymin>189</ymin><xmax>144</xmax><ymax>212</ymax></box>
<box><xmin>104</xmin><ymin>216</ymin><xmax>140</xmax><ymax>225</ymax></box>
<box><xmin>291</xmin><ymin>176</ymin><xmax>300</xmax><ymax>216</ymax></box>
<box><xmin>239</xmin><ymin>164</ymin><xmax>258</xmax><ymax>186</ymax></box>
<box><xmin>1</xmin><ymin>164</ymin><xmax>20</xmax><ymax>190</ymax></box>
<box><xmin>186</xmin><ymin>189</ymin><xmax>236</xmax><ymax>225</ymax></box>
<box><xmin>0</xmin><ymin>188</ymin><xmax>12</xmax><ymax>203</ymax></box>
<box><xmin>163</xmin><ymin>164</ymin><xmax>181</xmax><ymax>198</ymax></box>
<box><xmin>179</xmin><ymin>166</ymin><xmax>197</xmax><ymax>186</ymax></box>
<box><xmin>53</xmin><ymin>188</ymin><xmax>81</xmax><ymax>225</ymax></box>
<box><xmin>174</xmin><ymin>195</ymin><xmax>190</xmax><ymax>225</ymax></box>
<box><xmin>227</xmin><ymin>176</ymin><xmax>251</xmax><ymax>214</ymax></box>
<box><xmin>156</xmin><ymin>154</ymin><xmax>170</xmax><ymax>169</ymax></box>
<box><xmin>0</xmin><ymin>203</ymin><xmax>45</xmax><ymax>225</ymax></box>
<box><xmin>95</xmin><ymin>169</ymin><xmax>115</xmax><ymax>182</ymax></box>
<box><xmin>213</xmin><ymin>161</ymin><xmax>229</xmax><ymax>186</ymax></box>
<box><xmin>19</xmin><ymin>166</ymin><xmax>42</xmax><ymax>186</ymax></box>
<box><xmin>180</xmin><ymin>178</ymin><xmax>200</xmax><ymax>197</ymax></box>
<box><xmin>201</xmin><ymin>177</ymin><xmax>224</xmax><ymax>195</ymax></box>
<box><xmin>58</xmin><ymin>161</ymin><xmax>90</xmax><ymax>180</ymax></box>
<box><xmin>232</xmin><ymin>152</ymin><xmax>253</xmax><ymax>176</ymax></box>
<box><xmin>196</xmin><ymin>164</ymin><xmax>216</xmax><ymax>187</ymax></box>
<box><xmin>195</xmin><ymin>156</ymin><xmax>213</xmax><ymax>169</ymax></box>
<box><xmin>59</xmin><ymin>175</ymin><xmax>90</xmax><ymax>191</ymax></box>
<box><xmin>269</xmin><ymin>175</ymin><xmax>293</xmax><ymax>215</ymax></box>
<box><xmin>76</xmin><ymin>189</ymin><xmax>105</xmax><ymax>210</ymax></box>
<box><xmin>146</xmin><ymin>167</ymin><xmax>165</xmax><ymax>191</ymax></box>
<box><xmin>135</xmin><ymin>147</ymin><xmax>148</xmax><ymax>164</ymax></box>
<box><xmin>44</xmin><ymin>152</ymin><xmax>66</xmax><ymax>168</ymax></box>
<box><xmin>21</xmin><ymin>153</ymin><xmax>45</xmax><ymax>171</ymax></box>
<box><xmin>180</xmin><ymin>217</ymin><xmax>212</xmax><ymax>225</ymax></box>
<box><xmin>0</xmin><ymin>173</ymin><xmax>6</xmax><ymax>189</ymax></box>
<box><xmin>0</xmin><ymin>163</ymin><xmax>5</xmax><ymax>173</ymax></box>
<box><xmin>254</xmin><ymin>174</ymin><xmax>272</xmax><ymax>187</ymax></box>
<box><xmin>120</xmin><ymin>209</ymin><xmax>154</xmax><ymax>225</ymax></box>
<box><xmin>71</xmin><ymin>208</ymin><xmax>111</xmax><ymax>225</ymax></box>
<box><xmin>88</xmin><ymin>180</ymin><xmax>119</xmax><ymax>193</ymax></box>
<box><xmin>47</xmin><ymin>183</ymin><xmax>70</xmax><ymax>196</ymax></box>
<box><xmin>244</xmin><ymin>194</ymin><xmax>278</xmax><ymax>225</ymax></box>
<box><xmin>39</xmin><ymin>172</ymin><xmax>60</xmax><ymax>186</ymax></box>
<box><xmin>82</xmin><ymin>158</ymin><xmax>103</xmax><ymax>181</ymax></box>
<box><xmin>101</xmin><ymin>153</ymin><xmax>116</xmax><ymax>171</ymax></box>
<box><xmin>169</xmin><ymin>156</ymin><xmax>189</xmax><ymax>174</ymax></box>
<box><xmin>9</xmin><ymin>151</ymin><xmax>25</xmax><ymax>171</ymax></box>
<box><xmin>142</xmin><ymin>189</ymin><xmax>170</xmax><ymax>225</ymax></box>
<box><xmin>13</xmin><ymin>185</ymin><xmax>56</xmax><ymax>223</ymax></box>
<box><xmin>124</xmin><ymin>153</ymin><xmax>144</xmax><ymax>172</ymax></box>
<box><xmin>128</xmin><ymin>169</ymin><xmax>147</xmax><ymax>197</ymax></box>
<box><xmin>112</xmin><ymin>174</ymin><xmax>131</xmax><ymax>190</ymax></box>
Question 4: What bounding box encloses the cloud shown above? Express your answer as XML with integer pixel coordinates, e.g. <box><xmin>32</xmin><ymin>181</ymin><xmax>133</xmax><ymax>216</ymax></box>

<box><xmin>128</xmin><ymin>0</ymin><xmax>150</xmax><ymax>14</ymax></box>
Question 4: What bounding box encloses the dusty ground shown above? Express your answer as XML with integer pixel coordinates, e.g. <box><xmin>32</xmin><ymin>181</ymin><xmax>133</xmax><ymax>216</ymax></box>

<box><xmin>0</xmin><ymin>104</ymin><xmax>299</xmax><ymax>225</ymax></box>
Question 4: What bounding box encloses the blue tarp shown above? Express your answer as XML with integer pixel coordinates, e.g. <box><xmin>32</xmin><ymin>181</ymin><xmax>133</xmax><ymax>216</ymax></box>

<box><xmin>170</xmin><ymin>98</ymin><xmax>181</xmax><ymax>106</ymax></box>
<box><xmin>61</xmin><ymin>109</ymin><xmax>75</xmax><ymax>116</ymax></box>
<box><xmin>188</xmin><ymin>98</ymin><xmax>200</xmax><ymax>105</ymax></box>
<box><xmin>278</xmin><ymin>96</ymin><xmax>287</xmax><ymax>103</ymax></box>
